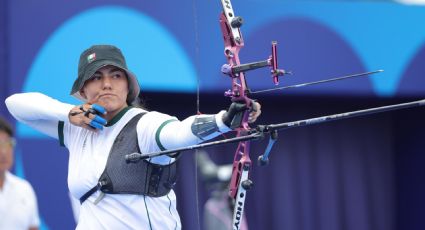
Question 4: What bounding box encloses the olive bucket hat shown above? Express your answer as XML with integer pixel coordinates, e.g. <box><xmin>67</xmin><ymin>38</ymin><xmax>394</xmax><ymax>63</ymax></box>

<box><xmin>70</xmin><ymin>45</ymin><xmax>140</xmax><ymax>104</ymax></box>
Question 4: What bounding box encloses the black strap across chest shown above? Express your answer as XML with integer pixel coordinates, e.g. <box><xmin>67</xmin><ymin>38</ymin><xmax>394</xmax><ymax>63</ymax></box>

<box><xmin>79</xmin><ymin>113</ymin><xmax>179</xmax><ymax>204</ymax></box>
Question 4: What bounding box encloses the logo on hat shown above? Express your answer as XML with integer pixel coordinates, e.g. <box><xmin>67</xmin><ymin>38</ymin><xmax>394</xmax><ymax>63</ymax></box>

<box><xmin>87</xmin><ymin>53</ymin><xmax>96</xmax><ymax>63</ymax></box>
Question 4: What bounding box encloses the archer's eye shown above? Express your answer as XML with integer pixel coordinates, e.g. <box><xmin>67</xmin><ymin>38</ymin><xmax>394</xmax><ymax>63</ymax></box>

<box><xmin>112</xmin><ymin>72</ymin><xmax>124</xmax><ymax>79</ymax></box>
<box><xmin>92</xmin><ymin>75</ymin><xmax>102</xmax><ymax>81</ymax></box>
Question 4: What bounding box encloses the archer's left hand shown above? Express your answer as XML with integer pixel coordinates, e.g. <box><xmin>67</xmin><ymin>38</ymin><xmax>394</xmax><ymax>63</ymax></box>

<box><xmin>249</xmin><ymin>101</ymin><xmax>261</xmax><ymax>123</ymax></box>
<box><xmin>222</xmin><ymin>100</ymin><xmax>262</xmax><ymax>127</ymax></box>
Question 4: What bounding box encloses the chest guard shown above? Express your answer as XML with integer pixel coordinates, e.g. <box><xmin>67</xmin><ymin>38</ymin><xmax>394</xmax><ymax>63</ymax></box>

<box><xmin>80</xmin><ymin>113</ymin><xmax>179</xmax><ymax>204</ymax></box>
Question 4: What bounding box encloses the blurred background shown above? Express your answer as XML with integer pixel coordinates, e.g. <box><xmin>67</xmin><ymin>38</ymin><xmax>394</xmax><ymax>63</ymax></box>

<box><xmin>1</xmin><ymin>0</ymin><xmax>425</xmax><ymax>229</ymax></box>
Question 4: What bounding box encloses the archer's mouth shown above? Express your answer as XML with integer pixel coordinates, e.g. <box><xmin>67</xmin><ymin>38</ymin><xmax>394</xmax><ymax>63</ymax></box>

<box><xmin>99</xmin><ymin>94</ymin><xmax>116</xmax><ymax>98</ymax></box>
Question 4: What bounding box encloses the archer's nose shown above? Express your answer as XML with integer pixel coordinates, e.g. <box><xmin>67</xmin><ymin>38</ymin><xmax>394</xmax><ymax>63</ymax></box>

<box><xmin>102</xmin><ymin>77</ymin><xmax>112</xmax><ymax>90</ymax></box>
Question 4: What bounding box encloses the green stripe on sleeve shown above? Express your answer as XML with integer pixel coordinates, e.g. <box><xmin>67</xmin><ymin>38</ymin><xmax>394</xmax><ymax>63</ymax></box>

<box><xmin>155</xmin><ymin>119</ymin><xmax>177</xmax><ymax>151</ymax></box>
<box><xmin>58</xmin><ymin>121</ymin><xmax>65</xmax><ymax>147</ymax></box>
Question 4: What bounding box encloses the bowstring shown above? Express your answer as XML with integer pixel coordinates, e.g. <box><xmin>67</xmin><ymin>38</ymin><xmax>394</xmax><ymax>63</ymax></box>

<box><xmin>191</xmin><ymin>0</ymin><xmax>202</xmax><ymax>229</ymax></box>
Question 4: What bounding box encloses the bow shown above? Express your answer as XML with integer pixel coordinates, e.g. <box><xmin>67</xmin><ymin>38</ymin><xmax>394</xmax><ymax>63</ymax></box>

<box><xmin>218</xmin><ymin>1</ymin><xmax>288</xmax><ymax>229</ymax></box>
<box><xmin>125</xmin><ymin>1</ymin><xmax>425</xmax><ymax>229</ymax></box>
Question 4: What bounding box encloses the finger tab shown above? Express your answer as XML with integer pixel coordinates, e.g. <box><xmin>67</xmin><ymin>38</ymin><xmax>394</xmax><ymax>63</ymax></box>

<box><xmin>89</xmin><ymin>120</ymin><xmax>104</xmax><ymax>130</ymax></box>
<box><xmin>92</xmin><ymin>104</ymin><xmax>107</xmax><ymax>114</ymax></box>
<box><xmin>93</xmin><ymin>115</ymin><xmax>107</xmax><ymax>125</ymax></box>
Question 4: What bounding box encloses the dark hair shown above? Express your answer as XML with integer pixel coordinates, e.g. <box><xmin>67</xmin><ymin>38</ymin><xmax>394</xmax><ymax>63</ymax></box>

<box><xmin>0</xmin><ymin>116</ymin><xmax>14</xmax><ymax>137</ymax></box>
<box><xmin>122</xmin><ymin>71</ymin><xmax>145</xmax><ymax>109</ymax></box>
<box><xmin>129</xmin><ymin>93</ymin><xmax>147</xmax><ymax>110</ymax></box>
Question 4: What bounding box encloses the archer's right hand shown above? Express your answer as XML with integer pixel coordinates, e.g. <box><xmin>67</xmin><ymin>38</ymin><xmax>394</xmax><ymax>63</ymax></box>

<box><xmin>68</xmin><ymin>104</ymin><xmax>107</xmax><ymax>131</ymax></box>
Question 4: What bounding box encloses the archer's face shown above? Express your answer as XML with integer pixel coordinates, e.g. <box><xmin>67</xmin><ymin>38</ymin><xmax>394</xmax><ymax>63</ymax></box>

<box><xmin>81</xmin><ymin>65</ymin><xmax>129</xmax><ymax>117</ymax></box>
<box><xmin>0</xmin><ymin>131</ymin><xmax>14</xmax><ymax>173</ymax></box>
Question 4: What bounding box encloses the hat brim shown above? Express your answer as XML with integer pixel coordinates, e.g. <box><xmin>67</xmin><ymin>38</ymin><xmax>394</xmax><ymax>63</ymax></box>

<box><xmin>71</xmin><ymin>60</ymin><xmax>140</xmax><ymax>103</ymax></box>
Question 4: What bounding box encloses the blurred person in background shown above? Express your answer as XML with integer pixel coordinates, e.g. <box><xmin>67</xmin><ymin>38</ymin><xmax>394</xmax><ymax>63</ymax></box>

<box><xmin>196</xmin><ymin>150</ymin><xmax>248</xmax><ymax>230</ymax></box>
<box><xmin>0</xmin><ymin>116</ymin><xmax>40</xmax><ymax>230</ymax></box>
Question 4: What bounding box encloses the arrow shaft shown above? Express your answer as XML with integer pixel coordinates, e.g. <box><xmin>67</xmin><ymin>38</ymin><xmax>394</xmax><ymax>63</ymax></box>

<box><xmin>268</xmin><ymin>99</ymin><xmax>425</xmax><ymax>131</ymax></box>
<box><xmin>251</xmin><ymin>70</ymin><xmax>384</xmax><ymax>94</ymax></box>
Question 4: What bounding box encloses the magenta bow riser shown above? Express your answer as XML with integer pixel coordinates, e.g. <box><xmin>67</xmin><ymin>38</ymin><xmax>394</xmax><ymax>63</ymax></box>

<box><xmin>218</xmin><ymin>0</ymin><xmax>287</xmax><ymax>229</ymax></box>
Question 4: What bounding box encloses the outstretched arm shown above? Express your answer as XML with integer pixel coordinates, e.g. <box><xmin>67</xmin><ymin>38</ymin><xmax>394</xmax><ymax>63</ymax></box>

<box><xmin>157</xmin><ymin>101</ymin><xmax>261</xmax><ymax>150</ymax></box>
<box><xmin>5</xmin><ymin>92</ymin><xmax>74</xmax><ymax>139</ymax></box>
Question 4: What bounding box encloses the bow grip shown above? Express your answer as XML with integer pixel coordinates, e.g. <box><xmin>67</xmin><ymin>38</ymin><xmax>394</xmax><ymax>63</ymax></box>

<box><xmin>223</xmin><ymin>100</ymin><xmax>251</xmax><ymax>129</ymax></box>
<box><xmin>229</xmin><ymin>100</ymin><xmax>253</xmax><ymax>129</ymax></box>
<box><xmin>230</xmin><ymin>110</ymin><xmax>245</xmax><ymax>129</ymax></box>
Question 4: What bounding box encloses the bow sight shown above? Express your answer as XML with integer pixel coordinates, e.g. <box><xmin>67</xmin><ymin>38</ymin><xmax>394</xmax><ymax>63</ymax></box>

<box><xmin>221</xmin><ymin>41</ymin><xmax>290</xmax><ymax>88</ymax></box>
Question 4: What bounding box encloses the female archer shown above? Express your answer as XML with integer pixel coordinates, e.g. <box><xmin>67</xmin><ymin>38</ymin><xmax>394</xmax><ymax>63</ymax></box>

<box><xmin>5</xmin><ymin>44</ymin><xmax>260</xmax><ymax>229</ymax></box>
